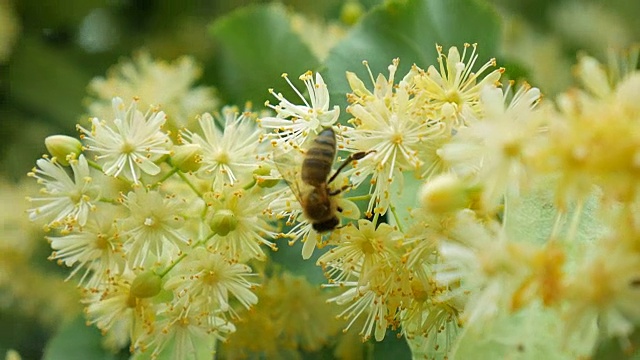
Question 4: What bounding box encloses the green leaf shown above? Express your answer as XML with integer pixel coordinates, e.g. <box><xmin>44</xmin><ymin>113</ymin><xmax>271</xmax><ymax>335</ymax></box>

<box><xmin>129</xmin><ymin>334</ymin><xmax>217</xmax><ymax>360</ymax></box>
<box><xmin>504</xmin><ymin>179</ymin><xmax>607</xmax><ymax>246</ymax></box>
<box><xmin>0</xmin><ymin>310</ymin><xmax>49</xmax><ymax>360</ymax></box>
<box><xmin>209</xmin><ymin>3</ymin><xmax>320</xmax><ymax>107</ymax></box>
<box><xmin>503</xmin><ymin>182</ymin><xmax>560</xmax><ymax>245</ymax></box>
<box><xmin>324</xmin><ymin>0</ymin><xmax>502</xmax><ymax>111</ymax></box>
<box><xmin>451</xmin><ymin>305</ymin><xmax>573</xmax><ymax>360</ymax></box>
<box><xmin>0</xmin><ymin>106</ymin><xmax>56</xmax><ymax>179</ymax></box>
<box><xmin>389</xmin><ymin>173</ymin><xmax>422</xmax><ymax>232</ymax></box>
<box><xmin>268</xmin><ymin>237</ymin><xmax>327</xmax><ymax>286</ymax></box>
<box><xmin>372</xmin><ymin>329</ymin><xmax>412</xmax><ymax>360</ymax></box>
<box><xmin>18</xmin><ymin>0</ymin><xmax>107</xmax><ymax>30</ymax></box>
<box><xmin>593</xmin><ymin>326</ymin><xmax>640</xmax><ymax>360</ymax></box>
<box><xmin>43</xmin><ymin>315</ymin><xmax>121</xmax><ymax>360</ymax></box>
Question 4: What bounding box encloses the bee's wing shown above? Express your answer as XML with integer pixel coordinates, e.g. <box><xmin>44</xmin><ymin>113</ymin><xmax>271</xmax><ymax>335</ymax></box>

<box><xmin>272</xmin><ymin>146</ymin><xmax>308</xmax><ymax>206</ymax></box>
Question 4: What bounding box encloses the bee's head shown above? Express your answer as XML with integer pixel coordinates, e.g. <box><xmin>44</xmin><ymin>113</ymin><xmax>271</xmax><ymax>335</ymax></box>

<box><xmin>312</xmin><ymin>216</ymin><xmax>339</xmax><ymax>233</ymax></box>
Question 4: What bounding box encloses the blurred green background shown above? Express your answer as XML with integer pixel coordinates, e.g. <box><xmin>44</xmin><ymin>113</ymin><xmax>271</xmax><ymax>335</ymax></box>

<box><xmin>1</xmin><ymin>0</ymin><xmax>638</xmax><ymax>359</ymax></box>
<box><xmin>3</xmin><ymin>0</ymin><xmax>639</xmax><ymax>179</ymax></box>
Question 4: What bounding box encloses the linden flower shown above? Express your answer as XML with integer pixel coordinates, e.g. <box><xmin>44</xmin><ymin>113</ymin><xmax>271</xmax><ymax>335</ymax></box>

<box><xmin>180</xmin><ymin>108</ymin><xmax>265</xmax><ymax>190</ymax></box>
<box><xmin>77</xmin><ymin>97</ymin><xmax>172</xmax><ymax>184</ymax></box>
<box><xmin>415</xmin><ymin>43</ymin><xmax>503</xmax><ymax>128</ymax></box>
<box><xmin>342</xmin><ymin>59</ymin><xmax>447</xmax><ymax>214</ymax></box>
<box><xmin>321</xmin><ymin>220</ymin><xmax>407</xmax><ymax>341</ymax></box>
<box><xmin>538</xmin><ymin>72</ymin><xmax>640</xmax><ymax>206</ymax></box>
<box><xmin>327</xmin><ymin>264</ymin><xmax>403</xmax><ymax>342</ymax></box>
<box><xmin>138</xmin><ymin>304</ymin><xmax>235</xmax><ymax>359</ymax></box>
<box><xmin>119</xmin><ymin>189</ymin><xmax>188</xmax><ymax>267</ymax></box>
<box><xmin>0</xmin><ymin>180</ymin><xmax>38</xmax><ymax>257</ymax></box>
<box><xmin>86</xmin><ymin>51</ymin><xmax>218</xmax><ymax>129</ymax></box>
<box><xmin>47</xmin><ymin>204</ymin><xmax>125</xmax><ymax>288</ymax></box>
<box><xmin>574</xmin><ymin>54</ymin><xmax>614</xmax><ymax>99</ymax></box>
<box><xmin>574</xmin><ymin>49</ymin><xmax>639</xmax><ymax>101</ymax></box>
<box><xmin>403</xmin><ymin>204</ymin><xmax>494</xmax><ymax>302</ymax></box>
<box><xmin>290</xmin><ymin>13</ymin><xmax>346</xmax><ymax>61</ymax></box>
<box><xmin>220</xmin><ymin>272</ymin><xmax>342</xmax><ymax>359</ymax></box>
<box><xmin>83</xmin><ymin>272</ymin><xmax>157</xmax><ymax>349</ymax></box>
<box><xmin>318</xmin><ymin>219</ymin><xmax>404</xmax><ymax>284</ymax></box>
<box><xmin>439</xmin><ymin>83</ymin><xmax>542</xmax><ymax>209</ymax></box>
<box><xmin>259</xmin><ymin>71</ymin><xmax>339</xmax><ymax>148</ymax></box>
<box><xmin>435</xmin><ymin>226</ymin><xmax>538</xmax><ymax>327</ymax></box>
<box><xmin>536</xmin><ymin>53</ymin><xmax>640</xmax><ymax>206</ymax></box>
<box><xmin>400</xmin><ymin>279</ymin><xmax>461</xmax><ymax>357</ymax></box>
<box><xmin>562</xmin><ymin>241</ymin><xmax>640</xmax><ymax>357</ymax></box>
<box><xmin>205</xmin><ymin>186</ymin><xmax>277</xmax><ymax>262</ymax></box>
<box><xmin>27</xmin><ymin>154</ymin><xmax>100</xmax><ymax>228</ymax></box>
<box><xmin>164</xmin><ymin>247</ymin><xmax>258</xmax><ymax>317</ymax></box>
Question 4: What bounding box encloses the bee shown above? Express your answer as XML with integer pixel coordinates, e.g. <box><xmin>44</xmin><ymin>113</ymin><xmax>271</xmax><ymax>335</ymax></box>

<box><xmin>276</xmin><ymin>127</ymin><xmax>372</xmax><ymax>232</ymax></box>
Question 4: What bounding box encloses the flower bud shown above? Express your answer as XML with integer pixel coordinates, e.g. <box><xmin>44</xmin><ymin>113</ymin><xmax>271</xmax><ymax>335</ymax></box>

<box><xmin>172</xmin><ymin>144</ymin><xmax>202</xmax><ymax>172</ymax></box>
<box><xmin>341</xmin><ymin>1</ymin><xmax>364</xmax><ymax>26</ymax></box>
<box><xmin>253</xmin><ymin>165</ymin><xmax>279</xmax><ymax>188</ymax></box>
<box><xmin>419</xmin><ymin>173</ymin><xmax>470</xmax><ymax>213</ymax></box>
<box><xmin>130</xmin><ymin>270</ymin><xmax>162</xmax><ymax>299</ymax></box>
<box><xmin>209</xmin><ymin>209</ymin><xmax>238</xmax><ymax>236</ymax></box>
<box><xmin>45</xmin><ymin>135</ymin><xmax>82</xmax><ymax>166</ymax></box>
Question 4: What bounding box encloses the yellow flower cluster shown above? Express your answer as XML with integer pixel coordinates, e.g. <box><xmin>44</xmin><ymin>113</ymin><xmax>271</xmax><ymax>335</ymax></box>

<box><xmin>29</xmin><ymin>97</ymin><xmax>275</xmax><ymax>358</ymax></box>
<box><xmin>219</xmin><ymin>272</ymin><xmax>345</xmax><ymax>359</ymax></box>
<box><xmin>26</xmin><ymin>43</ymin><xmax>640</xmax><ymax>359</ymax></box>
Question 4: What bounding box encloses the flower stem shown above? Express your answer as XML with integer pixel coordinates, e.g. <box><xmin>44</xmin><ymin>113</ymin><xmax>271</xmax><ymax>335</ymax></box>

<box><xmin>153</xmin><ymin>166</ymin><xmax>179</xmax><ymax>187</ymax></box>
<box><xmin>389</xmin><ymin>204</ymin><xmax>404</xmax><ymax>233</ymax></box>
<box><xmin>176</xmin><ymin>171</ymin><xmax>203</xmax><ymax>198</ymax></box>
<box><xmin>86</xmin><ymin>159</ymin><xmax>103</xmax><ymax>172</ymax></box>
<box><xmin>158</xmin><ymin>252</ymin><xmax>187</xmax><ymax>277</ymax></box>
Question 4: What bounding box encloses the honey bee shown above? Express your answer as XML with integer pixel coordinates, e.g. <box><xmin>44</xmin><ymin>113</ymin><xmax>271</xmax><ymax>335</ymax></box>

<box><xmin>275</xmin><ymin>127</ymin><xmax>372</xmax><ymax>232</ymax></box>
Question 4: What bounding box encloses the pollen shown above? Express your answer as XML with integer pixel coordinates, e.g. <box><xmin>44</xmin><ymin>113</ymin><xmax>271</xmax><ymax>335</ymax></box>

<box><xmin>215</xmin><ymin>150</ymin><xmax>230</xmax><ymax>164</ymax></box>
<box><xmin>444</xmin><ymin>89</ymin><xmax>462</xmax><ymax>106</ymax></box>
<box><xmin>391</xmin><ymin>132</ymin><xmax>404</xmax><ymax>145</ymax></box>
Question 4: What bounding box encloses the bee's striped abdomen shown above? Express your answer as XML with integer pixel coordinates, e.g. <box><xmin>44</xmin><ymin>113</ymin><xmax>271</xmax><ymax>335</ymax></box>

<box><xmin>302</xmin><ymin>128</ymin><xmax>336</xmax><ymax>186</ymax></box>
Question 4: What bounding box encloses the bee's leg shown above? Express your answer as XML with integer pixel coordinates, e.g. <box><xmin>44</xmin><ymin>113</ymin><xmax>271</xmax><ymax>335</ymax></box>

<box><xmin>327</xmin><ymin>150</ymin><xmax>375</xmax><ymax>185</ymax></box>
<box><xmin>328</xmin><ymin>184</ymin><xmax>351</xmax><ymax>196</ymax></box>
